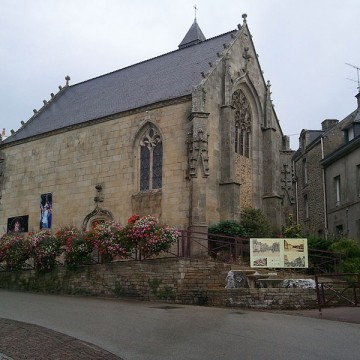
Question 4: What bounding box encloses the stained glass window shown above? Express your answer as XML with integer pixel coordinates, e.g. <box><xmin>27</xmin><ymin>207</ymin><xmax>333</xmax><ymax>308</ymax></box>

<box><xmin>140</xmin><ymin>146</ymin><xmax>150</xmax><ymax>191</ymax></box>
<box><xmin>152</xmin><ymin>143</ymin><xmax>163</xmax><ymax>189</ymax></box>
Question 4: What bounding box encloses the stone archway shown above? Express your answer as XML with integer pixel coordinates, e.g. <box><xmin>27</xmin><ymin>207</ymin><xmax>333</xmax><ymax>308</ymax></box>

<box><xmin>82</xmin><ymin>206</ymin><xmax>113</xmax><ymax>231</ymax></box>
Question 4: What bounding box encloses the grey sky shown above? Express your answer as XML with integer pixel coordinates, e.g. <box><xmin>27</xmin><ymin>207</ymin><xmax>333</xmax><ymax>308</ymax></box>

<box><xmin>1</xmin><ymin>0</ymin><xmax>359</xmax><ymax>149</ymax></box>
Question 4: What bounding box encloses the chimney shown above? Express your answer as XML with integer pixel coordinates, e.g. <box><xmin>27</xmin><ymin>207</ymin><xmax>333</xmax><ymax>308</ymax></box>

<box><xmin>321</xmin><ymin>119</ymin><xmax>339</xmax><ymax>131</ymax></box>
<box><xmin>282</xmin><ymin>135</ymin><xmax>290</xmax><ymax>150</ymax></box>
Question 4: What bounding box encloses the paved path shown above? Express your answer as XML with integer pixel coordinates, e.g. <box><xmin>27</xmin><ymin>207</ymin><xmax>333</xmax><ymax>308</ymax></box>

<box><xmin>0</xmin><ymin>290</ymin><xmax>359</xmax><ymax>360</ymax></box>
<box><xmin>0</xmin><ymin>317</ymin><xmax>122</xmax><ymax>360</ymax></box>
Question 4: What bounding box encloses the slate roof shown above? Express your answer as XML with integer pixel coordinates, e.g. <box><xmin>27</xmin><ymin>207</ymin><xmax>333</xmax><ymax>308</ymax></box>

<box><xmin>307</xmin><ymin>130</ymin><xmax>323</xmax><ymax>144</ymax></box>
<box><xmin>4</xmin><ymin>28</ymin><xmax>237</xmax><ymax>144</ymax></box>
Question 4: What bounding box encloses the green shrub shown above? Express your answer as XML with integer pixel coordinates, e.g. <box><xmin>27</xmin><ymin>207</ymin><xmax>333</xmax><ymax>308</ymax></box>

<box><xmin>240</xmin><ymin>208</ymin><xmax>272</xmax><ymax>238</ymax></box>
<box><xmin>329</xmin><ymin>238</ymin><xmax>360</xmax><ymax>275</ymax></box>
<box><xmin>208</xmin><ymin>220</ymin><xmax>246</xmax><ymax>237</ymax></box>
<box><xmin>281</xmin><ymin>214</ymin><xmax>303</xmax><ymax>238</ymax></box>
<box><xmin>329</xmin><ymin>238</ymin><xmax>360</xmax><ymax>258</ymax></box>
<box><xmin>307</xmin><ymin>236</ymin><xmax>332</xmax><ymax>251</ymax></box>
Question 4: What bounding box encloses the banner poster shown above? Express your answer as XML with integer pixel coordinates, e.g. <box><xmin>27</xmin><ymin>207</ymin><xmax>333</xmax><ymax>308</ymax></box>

<box><xmin>250</xmin><ymin>238</ymin><xmax>308</xmax><ymax>268</ymax></box>
<box><xmin>7</xmin><ymin>215</ymin><xmax>29</xmax><ymax>233</ymax></box>
<box><xmin>40</xmin><ymin>193</ymin><xmax>52</xmax><ymax>229</ymax></box>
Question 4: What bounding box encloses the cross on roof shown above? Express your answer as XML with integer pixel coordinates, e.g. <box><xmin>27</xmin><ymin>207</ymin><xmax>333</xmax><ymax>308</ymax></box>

<box><xmin>194</xmin><ymin>4</ymin><xmax>197</xmax><ymax>20</ymax></box>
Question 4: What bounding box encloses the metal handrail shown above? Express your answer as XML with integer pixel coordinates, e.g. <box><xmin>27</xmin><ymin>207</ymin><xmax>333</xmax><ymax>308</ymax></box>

<box><xmin>315</xmin><ymin>273</ymin><xmax>360</xmax><ymax>312</ymax></box>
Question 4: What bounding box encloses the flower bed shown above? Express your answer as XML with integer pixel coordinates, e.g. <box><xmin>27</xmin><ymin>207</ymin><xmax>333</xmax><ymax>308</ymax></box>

<box><xmin>0</xmin><ymin>214</ymin><xmax>179</xmax><ymax>272</ymax></box>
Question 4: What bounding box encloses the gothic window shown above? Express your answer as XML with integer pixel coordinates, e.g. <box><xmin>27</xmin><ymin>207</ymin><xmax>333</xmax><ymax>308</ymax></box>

<box><xmin>232</xmin><ymin>89</ymin><xmax>252</xmax><ymax>157</ymax></box>
<box><xmin>140</xmin><ymin>126</ymin><xmax>162</xmax><ymax>191</ymax></box>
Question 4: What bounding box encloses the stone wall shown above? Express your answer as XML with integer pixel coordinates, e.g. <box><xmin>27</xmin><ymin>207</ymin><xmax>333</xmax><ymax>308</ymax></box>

<box><xmin>294</xmin><ymin>139</ymin><xmax>326</xmax><ymax>235</ymax></box>
<box><xmin>235</xmin><ymin>154</ymin><xmax>252</xmax><ymax>209</ymax></box>
<box><xmin>0</xmin><ymin>101</ymin><xmax>191</xmax><ymax>232</ymax></box>
<box><xmin>207</xmin><ymin>288</ymin><xmax>317</xmax><ymax>309</ymax></box>
<box><xmin>294</xmin><ymin>122</ymin><xmax>345</xmax><ymax>238</ymax></box>
<box><xmin>0</xmin><ymin>258</ymin><xmax>318</xmax><ymax>310</ymax></box>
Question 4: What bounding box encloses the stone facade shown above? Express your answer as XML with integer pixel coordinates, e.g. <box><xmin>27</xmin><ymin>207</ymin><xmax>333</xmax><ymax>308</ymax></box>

<box><xmin>294</xmin><ymin>94</ymin><xmax>360</xmax><ymax>243</ymax></box>
<box><xmin>0</xmin><ymin>101</ymin><xmax>192</xmax><ymax>231</ymax></box>
<box><xmin>293</xmin><ymin>122</ymin><xmax>345</xmax><ymax>236</ymax></box>
<box><xmin>0</xmin><ymin>17</ymin><xmax>294</xmax><ymax>236</ymax></box>
<box><xmin>293</xmin><ymin>133</ymin><xmax>327</xmax><ymax>236</ymax></box>
<box><xmin>322</xmin><ymin>127</ymin><xmax>360</xmax><ymax>241</ymax></box>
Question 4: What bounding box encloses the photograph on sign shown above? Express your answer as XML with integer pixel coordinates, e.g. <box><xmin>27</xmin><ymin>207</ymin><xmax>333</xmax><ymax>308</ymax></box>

<box><xmin>250</xmin><ymin>238</ymin><xmax>308</xmax><ymax>268</ymax></box>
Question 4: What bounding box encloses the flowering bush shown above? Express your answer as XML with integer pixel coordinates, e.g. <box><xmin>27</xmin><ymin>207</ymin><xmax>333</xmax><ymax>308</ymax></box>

<box><xmin>127</xmin><ymin>214</ymin><xmax>140</xmax><ymax>225</ymax></box>
<box><xmin>85</xmin><ymin>221</ymin><xmax>130</xmax><ymax>262</ymax></box>
<box><xmin>0</xmin><ymin>215</ymin><xmax>179</xmax><ymax>272</ymax></box>
<box><xmin>56</xmin><ymin>226</ymin><xmax>94</xmax><ymax>269</ymax></box>
<box><xmin>29</xmin><ymin>230</ymin><xmax>62</xmax><ymax>272</ymax></box>
<box><xmin>126</xmin><ymin>215</ymin><xmax>179</xmax><ymax>257</ymax></box>
<box><xmin>0</xmin><ymin>234</ymin><xmax>31</xmax><ymax>270</ymax></box>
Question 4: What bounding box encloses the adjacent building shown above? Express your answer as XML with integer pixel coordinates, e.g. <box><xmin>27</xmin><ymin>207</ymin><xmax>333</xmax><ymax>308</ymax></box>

<box><xmin>294</xmin><ymin>93</ymin><xmax>360</xmax><ymax>243</ymax></box>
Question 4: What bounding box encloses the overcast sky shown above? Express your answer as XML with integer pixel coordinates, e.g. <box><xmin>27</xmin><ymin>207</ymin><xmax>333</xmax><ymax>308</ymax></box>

<box><xmin>1</xmin><ymin>0</ymin><xmax>359</xmax><ymax>149</ymax></box>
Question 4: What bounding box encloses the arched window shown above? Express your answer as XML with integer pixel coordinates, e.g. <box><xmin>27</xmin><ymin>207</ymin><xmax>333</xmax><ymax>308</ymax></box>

<box><xmin>232</xmin><ymin>89</ymin><xmax>252</xmax><ymax>157</ymax></box>
<box><xmin>140</xmin><ymin>126</ymin><xmax>162</xmax><ymax>191</ymax></box>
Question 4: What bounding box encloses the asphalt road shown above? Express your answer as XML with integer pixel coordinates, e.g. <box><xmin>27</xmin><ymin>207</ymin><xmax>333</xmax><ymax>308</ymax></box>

<box><xmin>0</xmin><ymin>290</ymin><xmax>359</xmax><ymax>360</ymax></box>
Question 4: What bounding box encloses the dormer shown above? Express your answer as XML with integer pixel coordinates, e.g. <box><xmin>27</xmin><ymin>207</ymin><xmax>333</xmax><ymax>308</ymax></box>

<box><xmin>343</xmin><ymin>92</ymin><xmax>360</xmax><ymax>142</ymax></box>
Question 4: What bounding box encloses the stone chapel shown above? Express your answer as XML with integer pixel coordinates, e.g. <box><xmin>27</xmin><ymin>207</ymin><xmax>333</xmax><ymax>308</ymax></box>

<box><xmin>0</xmin><ymin>15</ymin><xmax>294</xmax><ymax>234</ymax></box>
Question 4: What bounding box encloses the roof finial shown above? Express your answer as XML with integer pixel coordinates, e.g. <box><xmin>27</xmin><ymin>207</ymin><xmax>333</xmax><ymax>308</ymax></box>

<box><xmin>194</xmin><ymin>4</ymin><xmax>197</xmax><ymax>20</ymax></box>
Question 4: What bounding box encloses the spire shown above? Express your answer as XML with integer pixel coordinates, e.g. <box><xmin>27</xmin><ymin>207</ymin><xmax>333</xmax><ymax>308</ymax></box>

<box><xmin>178</xmin><ymin>18</ymin><xmax>206</xmax><ymax>49</ymax></box>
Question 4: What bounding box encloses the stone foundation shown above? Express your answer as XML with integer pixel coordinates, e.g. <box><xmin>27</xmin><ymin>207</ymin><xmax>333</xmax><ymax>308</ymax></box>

<box><xmin>0</xmin><ymin>258</ymin><xmax>318</xmax><ymax>309</ymax></box>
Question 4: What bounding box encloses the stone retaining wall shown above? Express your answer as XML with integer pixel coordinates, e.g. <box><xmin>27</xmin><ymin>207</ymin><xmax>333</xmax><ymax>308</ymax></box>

<box><xmin>0</xmin><ymin>258</ymin><xmax>318</xmax><ymax>309</ymax></box>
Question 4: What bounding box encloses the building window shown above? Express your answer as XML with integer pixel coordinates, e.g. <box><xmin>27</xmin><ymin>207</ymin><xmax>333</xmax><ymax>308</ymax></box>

<box><xmin>232</xmin><ymin>89</ymin><xmax>252</xmax><ymax>157</ymax></box>
<box><xmin>334</xmin><ymin>175</ymin><xmax>341</xmax><ymax>207</ymax></box>
<box><xmin>304</xmin><ymin>194</ymin><xmax>309</xmax><ymax>219</ymax></box>
<box><xmin>336</xmin><ymin>224</ymin><xmax>343</xmax><ymax>235</ymax></box>
<box><xmin>346</xmin><ymin>126</ymin><xmax>355</xmax><ymax>142</ymax></box>
<box><xmin>303</xmin><ymin>158</ymin><xmax>308</xmax><ymax>185</ymax></box>
<box><xmin>140</xmin><ymin>126</ymin><xmax>162</xmax><ymax>191</ymax></box>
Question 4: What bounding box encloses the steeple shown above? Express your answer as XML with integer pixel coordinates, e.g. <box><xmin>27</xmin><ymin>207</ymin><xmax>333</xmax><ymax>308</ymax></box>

<box><xmin>178</xmin><ymin>18</ymin><xmax>206</xmax><ymax>49</ymax></box>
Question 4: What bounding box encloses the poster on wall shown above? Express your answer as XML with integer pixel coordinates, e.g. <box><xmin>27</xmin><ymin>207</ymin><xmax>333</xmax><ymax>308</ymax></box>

<box><xmin>250</xmin><ymin>238</ymin><xmax>308</xmax><ymax>268</ymax></box>
<box><xmin>40</xmin><ymin>193</ymin><xmax>52</xmax><ymax>229</ymax></box>
<box><xmin>7</xmin><ymin>215</ymin><xmax>29</xmax><ymax>233</ymax></box>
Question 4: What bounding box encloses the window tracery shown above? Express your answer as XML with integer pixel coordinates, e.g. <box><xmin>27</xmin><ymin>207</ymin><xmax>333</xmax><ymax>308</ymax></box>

<box><xmin>232</xmin><ymin>89</ymin><xmax>252</xmax><ymax>157</ymax></box>
<box><xmin>140</xmin><ymin>126</ymin><xmax>162</xmax><ymax>191</ymax></box>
